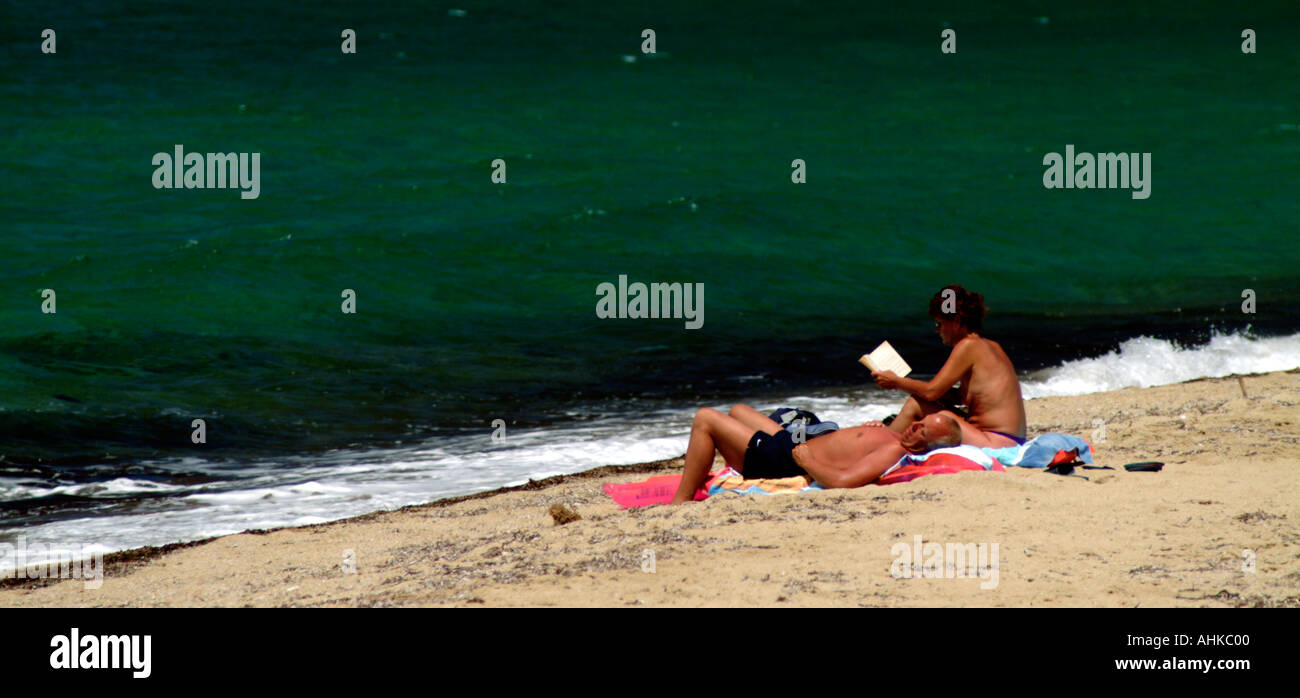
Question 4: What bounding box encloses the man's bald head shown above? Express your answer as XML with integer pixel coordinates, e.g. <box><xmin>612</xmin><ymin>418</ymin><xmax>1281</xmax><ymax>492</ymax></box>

<box><xmin>925</xmin><ymin>414</ymin><xmax>962</xmax><ymax>449</ymax></box>
<box><xmin>900</xmin><ymin>413</ymin><xmax>963</xmax><ymax>454</ymax></box>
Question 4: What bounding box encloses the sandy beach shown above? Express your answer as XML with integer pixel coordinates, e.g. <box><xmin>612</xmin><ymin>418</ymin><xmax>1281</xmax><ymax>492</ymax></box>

<box><xmin>4</xmin><ymin>370</ymin><xmax>1297</xmax><ymax>608</ymax></box>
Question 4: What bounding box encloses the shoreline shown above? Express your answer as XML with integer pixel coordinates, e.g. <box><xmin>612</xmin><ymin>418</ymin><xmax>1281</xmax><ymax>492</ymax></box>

<box><xmin>0</xmin><ymin>458</ymin><xmax>687</xmax><ymax>593</ymax></box>
<box><xmin>4</xmin><ymin>369</ymin><xmax>1298</xmax><ymax>607</ymax></box>
<box><xmin>9</xmin><ymin>325</ymin><xmax>1299</xmax><ymax>566</ymax></box>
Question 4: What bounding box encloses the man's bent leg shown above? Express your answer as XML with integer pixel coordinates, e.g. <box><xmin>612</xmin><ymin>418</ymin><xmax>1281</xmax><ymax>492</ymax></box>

<box><xmin>670</xmin><ymin>408</ymin><xmax>756</xmax><ymax>504</ymax></box>
<box><xmin>728</xmin><ymin>404</ymin><xmax>782</xmax><ymax>436</ymax></box>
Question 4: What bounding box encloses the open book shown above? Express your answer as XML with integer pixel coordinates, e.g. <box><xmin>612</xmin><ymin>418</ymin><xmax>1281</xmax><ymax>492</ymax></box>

<box><xmin>858</xmin><ymin>340</ymin><xmax>912</xmax><ymax>377</ymax></box>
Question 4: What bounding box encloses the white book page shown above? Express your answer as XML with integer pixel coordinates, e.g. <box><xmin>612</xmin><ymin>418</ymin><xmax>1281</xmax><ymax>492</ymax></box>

<box><xmin>859</xmin><ymin>340</ymin><xmax>912</xmax><ymax>377</ymax></box>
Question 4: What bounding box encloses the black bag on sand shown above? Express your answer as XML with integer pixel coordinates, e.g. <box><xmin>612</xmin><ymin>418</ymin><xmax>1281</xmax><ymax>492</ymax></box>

<box><xmin>767</xmin><ymin>407</ymin><xmax>820</xmax><ymax>428</ymax></box>
<box><xmin>766</xmin><ymin>407</ymin><xmax>839</xmax><ymax>439</ymax></box>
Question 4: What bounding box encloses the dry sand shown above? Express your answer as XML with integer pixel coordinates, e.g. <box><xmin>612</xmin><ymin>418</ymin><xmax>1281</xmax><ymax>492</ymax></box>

<box><xmin>4</xmin><ymin>370</ymin><xmax>1298</xmax><ymax>608</ymax></box>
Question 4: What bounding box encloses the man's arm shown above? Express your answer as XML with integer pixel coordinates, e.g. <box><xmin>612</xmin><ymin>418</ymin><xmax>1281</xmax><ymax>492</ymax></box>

<box><xmin>875</xmin><ymin>340</ymin><xmax>974</xmax><ymax>402</ymax></box>
<box><xmin>792</xmin><ymin>442</ymin><xmax>905</xmax><ymax>489</ymax></box>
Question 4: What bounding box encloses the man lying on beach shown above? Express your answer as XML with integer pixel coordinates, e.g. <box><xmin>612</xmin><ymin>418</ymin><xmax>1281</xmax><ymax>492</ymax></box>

<box><xmin>668</xmin><ymin>404</ymin><xmax>961</xmax><ymax>504</ymax></box>
<box><xmin>870</xmin><ymin>284</ymin><xmax>1027</xmax><ymax>449</ymax></box>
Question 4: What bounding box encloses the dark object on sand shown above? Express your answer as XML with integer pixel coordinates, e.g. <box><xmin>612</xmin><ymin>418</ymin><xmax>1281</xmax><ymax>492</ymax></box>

<box><xmin>1044</xmin><ymin>462</ymin><xmax>1113</xmax><ymax>480</ymax></box>
<box><xmin>767</xmin><ymin>407</ymin><xmax>839</xmax><ymax>439</ymax></box>
<box><xmin>1045</xmin><ymin>462</ymin><xmax>1089</xmax><ymax>480</ymax></box>
<box><xmin>767</xmin><ymin>407</ymin><xmax>821</xmax><ymax>428</ymax></box>
<box><xmin>548</xmin><ymin>504</ymin><xmax>581</xmax><ymax>525</ymax></box>
<box><xmin>1124</xmin><ymin>461</ymin><xmax>1165</xmax><ymax>472</ymax></box>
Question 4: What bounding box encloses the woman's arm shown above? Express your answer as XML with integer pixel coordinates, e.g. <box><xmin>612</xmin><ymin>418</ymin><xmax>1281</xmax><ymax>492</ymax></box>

<box><xmin>874</xmin><ymin>340</ymin><xmax>974</xmax><ymax>402</ymax></box>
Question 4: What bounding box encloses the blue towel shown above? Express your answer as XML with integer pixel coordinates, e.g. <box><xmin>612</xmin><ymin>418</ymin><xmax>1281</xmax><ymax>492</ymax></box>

<box><xmin>981</xmin><ymin>433</ymin><xmax>1094</xmax><ymax>468</ymax></box>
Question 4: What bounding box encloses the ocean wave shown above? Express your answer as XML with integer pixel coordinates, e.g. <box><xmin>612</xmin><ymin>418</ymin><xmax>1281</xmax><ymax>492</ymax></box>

<box><xmin>1021</xmin><ymin>330</ymin><xmax>1300</xmax><ymax>398</ymax></box>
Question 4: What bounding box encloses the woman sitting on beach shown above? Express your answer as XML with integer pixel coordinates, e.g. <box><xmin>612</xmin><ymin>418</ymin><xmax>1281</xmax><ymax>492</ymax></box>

<box><xmin>870</xmin><ymin>284</ymin><xmax>1027</xmax><ymax>448</ymax></box>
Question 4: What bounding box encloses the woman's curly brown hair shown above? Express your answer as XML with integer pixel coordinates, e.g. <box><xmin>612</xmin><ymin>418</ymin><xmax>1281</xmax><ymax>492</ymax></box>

<box><xmin>928</xmin><ymin>284</ymin><xmax>986</xmax><ymax>332</ymax></box>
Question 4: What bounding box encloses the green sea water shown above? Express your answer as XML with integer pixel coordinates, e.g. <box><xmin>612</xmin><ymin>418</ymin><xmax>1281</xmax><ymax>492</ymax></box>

<box><xmin>1</xmin><ymin>0</ymin><xmax>1297</xmax><ymax>470</ymax></box>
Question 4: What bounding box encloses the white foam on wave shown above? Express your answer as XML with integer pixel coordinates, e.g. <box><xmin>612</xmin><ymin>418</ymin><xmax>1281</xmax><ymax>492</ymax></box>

<box><xmin>0</xmin><ymin>476</ymin><xmax>184</xmax><ymax>502</ymax></box>
<box><xmin>1</xmin><ymin>412</ymin><xmax>702</xmax><ymax>570</ymax></box>
<box><xmin>1022</xmin><ymin>330</ymin><xmax>1300</xmax><ymax>399</ymax></box>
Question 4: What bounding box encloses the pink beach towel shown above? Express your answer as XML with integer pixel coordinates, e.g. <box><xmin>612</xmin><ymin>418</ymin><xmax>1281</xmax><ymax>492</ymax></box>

<box><xmin>605</xmin><ymin>444</ymin><xmax>1014</xmax><ymax>506</ymax></box>
<box><xmin>602</xmin><ymin>473</ymin><xmax>710</xmax><ymax>508</ymax></box>
<box><xmin>874</xmin><ymin>452</ymin><xmax>1006</xmax><ymax>486</ymax></box>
